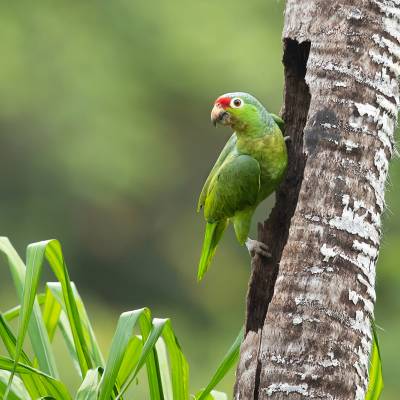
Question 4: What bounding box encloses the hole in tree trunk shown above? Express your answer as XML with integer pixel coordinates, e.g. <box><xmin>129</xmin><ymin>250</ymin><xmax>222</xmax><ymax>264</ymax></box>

<box><xmin>245</xmin><ymin>39</ymin><xmax>311</xmax><ymax>335</ymax></box>
<box><xmin>246</xmin><ymin>37</ymin><xmax>312</xmax><ymax>400</ymax></box>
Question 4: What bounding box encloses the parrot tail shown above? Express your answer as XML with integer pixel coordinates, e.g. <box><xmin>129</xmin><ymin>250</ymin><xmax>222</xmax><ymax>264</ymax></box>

<box><xmin>198</xmin><ymin>220</ymin><xmax>227</xmax><ymax>281</ymax></box>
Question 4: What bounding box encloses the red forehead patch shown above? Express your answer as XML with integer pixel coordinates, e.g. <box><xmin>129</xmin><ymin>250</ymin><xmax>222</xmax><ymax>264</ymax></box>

<box><xmin>215</xmin><ymin>96</ymin><xmax>231</xmax><ymax>109</ymax></box>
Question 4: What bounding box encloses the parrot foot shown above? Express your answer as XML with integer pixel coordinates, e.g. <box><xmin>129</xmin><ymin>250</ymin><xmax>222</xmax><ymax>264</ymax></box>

<box><xmin>245</xmin><ymin>238</ymin><xmax>271</xmax><ymax>259</ymax></box>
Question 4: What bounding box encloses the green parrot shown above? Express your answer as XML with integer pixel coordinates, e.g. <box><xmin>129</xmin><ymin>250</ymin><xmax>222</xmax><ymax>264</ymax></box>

<box><xmin>197</xmin><ymin>92</ymin><xmax>288</xmax><ymax>281</ymax></box>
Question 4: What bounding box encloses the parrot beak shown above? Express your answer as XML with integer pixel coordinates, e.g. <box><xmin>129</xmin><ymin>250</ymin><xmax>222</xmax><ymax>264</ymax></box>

<box><xmin>211</xmin><ymin>104</ymin><xmax>230</xmax><ymax>127</ymax></box>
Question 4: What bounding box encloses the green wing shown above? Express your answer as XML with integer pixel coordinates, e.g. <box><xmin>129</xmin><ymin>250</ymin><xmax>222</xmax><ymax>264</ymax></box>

<box><xmin>271</xmin><ymin>113</ymin><xmax>284</xmax><ymax>133</ymax></box>
<box><xmin>204</xmin><ymin>154</ymin><xmax>260</xmax><ymax>222</ymax></box>
<box><xmin>197</xmin><ymin>133</ymin><xmax>237</xmax><ymax>211</ymax></box>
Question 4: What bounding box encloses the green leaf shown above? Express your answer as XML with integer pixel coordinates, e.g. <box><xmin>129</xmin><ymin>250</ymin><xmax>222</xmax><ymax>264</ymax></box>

<box><xmin>117</xmin><ymin>318</ymin><xmax>189</xmax><ymax>400</ymax></box>
<box><xmin>75</xmin><ymin>368</ymin><xmax>102</xmax><ymax>400</ymax></box>
<box><xmin>0</xmin><ymin>314</ymin><xmax>47</xmax><ymax>397</ymax></box>
<box><xmin>0</xmin><ymin>237</ymin><xmax>233</xmax><ymax>399</ymax></box>
<box><xmin>98</xmin><ymin>308</ymin><xmax>159</xmax><ymax>400</ymax></box>
<box><xmin>138</xmin><ymin>316</ymin><xmax>164</xmax><ymax>400</ymax></box>
<box><xmin>209</xmin><ymin>391</ymin><xmax>228</xmax><ymax>400</ymax></box>
<box><xmin>120</xmin><ymin>317</ymin><xmax>166</xmax><ymax>399</ymax></box>
<box><xmin>42</xmin><ymin>287</ymin><xmax>62</xmax><ymax>342</ymax></box>
<box><xmin>59</xmin><ymin>312</ymin><xmax>82</xmax><ymax>374</ymax></box>
<box><xmin>198</xmin><ymin>390</ymin><xmax>228</xmax><ymax>400</ymax></box>
<box><xmin>160</xmin><ymin>322</ymin><xmax>189</xmax><ymax>400</ymax></box>
<box><xmin>41</xmin><ymin>285</ymin><xmax>82</xmax><ymax>374</ymax></box>
<box><xmin>47</xmin><ymin>282</ymin><xmax>104</xmax><ymax>368</ymax></box>
<box><xmin>8</xmin><ymin>239</ymin><xmax>94</xmax><ymax>397</ymax></box>
<box><xmin>365</xmin><ymin>323</ymin><xmax>383</xmax><ymax>400</ymax></box>
<box><xmin>155</xmin><ymin>338</ymin><xmax>173</xmax><ymax>400</ymax></box>
<box><xmin>0</xmin><ymin>356</ymin><xmax>71</xmax><ymax>400</ymax></box>
<box><xmin>0</xmin><ymin>237</ymin><xmax>58</xmax><ymax>378</ymax></box>
<box><xmin>37</xmin><ymin>241</ymin><xmax>93</xmax><ymax>373</ymax></box>
<box><xmin>196</xmin><ymin>328</ymin><xmax>243</xmax><ymax>400</ymax></box>
<box><xmin>0</xmin><ymin>371</ymin><xmax>30</xmax><ymax>400</ymax></box>
<box><xmin>3</xmin><ymin>294</ymin><xmax>46</xmax><ymax>322</ymax></box>
<box><xmin>117</xmin><ymin>336</ymin><xmax>143</xmax><ymax>386</ymax></box>
<box><xmin>0</xmin><ymin>315</ymin><xmax>33</xmax><ymax>365</ymax></box>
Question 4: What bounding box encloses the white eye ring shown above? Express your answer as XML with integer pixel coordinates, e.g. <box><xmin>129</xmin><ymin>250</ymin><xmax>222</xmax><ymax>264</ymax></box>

<box><xmin>230</xmin><ymin>97</ymin><xmax>243</xmax><ymax>108</ymax></box>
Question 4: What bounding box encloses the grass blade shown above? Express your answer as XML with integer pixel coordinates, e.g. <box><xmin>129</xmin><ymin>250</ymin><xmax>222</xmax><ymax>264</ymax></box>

<box><xmin>138</xmin><ymin>315</ymin><xmax>163</xmax><ymax>400</ymax></box>
<box><xmin>0</xmin><ymin>371</ymin><xmax>30</xmax><ymax>400</ymax></box>
<box><xmin>117</xmin><ymin>318</ymin><xmax>188</xmax><ymax>400</ymax></box>
<box><xmin>0</xmin><ymin>314</ymin><xmax>47</xmax><ymax>397</ymax></box>
<box><xmin>0</xmin><ymin>237</ymin><xmax>58</xmax><ymax>378</ymax></box>
<box><xmin>0</xmin><ymin>314</ymin><xmax>45</xmax><ymax>398</ymax></box>
<box><xmin>8</xmin><ymin>239</ymin><xmax>94</xmax><ymax>397</ymax></box>
<box><xmin>115</xmin><ymin>317</ymin><xmax>166</xmax><ymax>400</ymax></box>
<box><xmin>42</xmin><ymin>287</ymin><xmax>62</xmax><ymax>342</ymax></box>
<box><xmin>0</xmin><ymin>315</ymin><xmax>35</xmax><ymax>365</ymax></box>
<box><xmin>47</xmin><ymin>282</ymin><xmax>104</xmax><ymax>368</ymax></box>
<box><xmin>75</xmin><ymin>367</ymin><xmax>102</xmax><ymax>400</ymax></box>
<box><xmin>0</xmin><ymin>356</ymin><xmax>71</xmax><ymax>399</ymax></box>
<box><xmin>41</xmin><ymin>285</ymin><xmax>82</xmax><ymax>374</ymax></box>
<box><xmin>3</xmin><ymin>294</ymin><xmax>46</xmax><ymax>322</ymax></box>
<box><xmin>365</xmin><ymin>323</ymin><xmax>383</xmax><ymax>400</ymax></box>
<box><xmin>117</xmin><ymin>336</ymin><xmax>142</xmax><ymax>386</ymax></box>
<box><xmin>196</xmin><ymin>327</ymin><xmax>243</xmax><ymax>400</ymax></box>
<box><xmin>210</xmin><ymin>390</ymin><xmax>228</xmax><ymax>400</ymax></box>
<box><xmin>160</xmin><ymin>322</ymin><xmax>189</xmax><ymax>400</ymax></box>
<box><xmin>198</xmin><ymin>391</ymin><xmax>228</xmax><ymax>400</ymax></box>
<box><xmin>39</xmin><ymin>240</ymin><xmax>93</xmax><ymax>373</ymax></box>
<box><xmin>59</xmin><ymin>311</ymin><xmax>82</xmax><ymax>374</ymax></box>
<box><xmin>98</xmin><ymin>308</ymin><xmax>151</xmax><ymax>400</ymax></box>
<box><xmin>155</xmin><ymin>338</ymin><xmax>173</xmax><ymax>400</ymax></box>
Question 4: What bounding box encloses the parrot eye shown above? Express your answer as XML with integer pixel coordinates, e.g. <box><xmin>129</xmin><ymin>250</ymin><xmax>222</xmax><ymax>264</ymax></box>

<box><xmin>230</xmin><ymin>98</ymin><xmax>243</xmax><ymax>108</ymax></box>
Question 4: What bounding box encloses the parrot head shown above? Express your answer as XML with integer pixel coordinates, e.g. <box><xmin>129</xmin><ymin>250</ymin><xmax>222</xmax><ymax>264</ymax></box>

<box><xmin>211</xmin><ymin>92</ymin><xmax>267</xmax><ymax>132</ymax></box>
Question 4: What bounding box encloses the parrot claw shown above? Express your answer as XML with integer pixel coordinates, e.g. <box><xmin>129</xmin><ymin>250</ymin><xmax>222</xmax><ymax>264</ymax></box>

<box><xmin>245</xmin><ymin>238</ymin><xmax>271</xmax><ymax>259</ymax></box>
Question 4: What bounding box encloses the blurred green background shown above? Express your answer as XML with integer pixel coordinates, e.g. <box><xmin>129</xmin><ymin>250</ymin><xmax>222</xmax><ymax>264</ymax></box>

<box><xmin>0</xmin><ymin>1</ymin><xmax>398</xmax><ymax>398</ymax></box>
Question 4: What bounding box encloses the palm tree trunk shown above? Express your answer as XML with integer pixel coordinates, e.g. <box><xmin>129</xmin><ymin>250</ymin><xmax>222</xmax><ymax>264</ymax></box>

<box><xmin>234</xmin><ymin>1</ymin><xmax>399</xmax><ymax>398</ymax></box>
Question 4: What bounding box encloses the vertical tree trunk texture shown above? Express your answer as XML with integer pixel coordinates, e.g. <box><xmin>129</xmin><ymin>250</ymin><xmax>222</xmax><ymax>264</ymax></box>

<box><xmin>235</xmin><ymin>1</ymin><xmax>399</xmax><ymax>399</ymax></box>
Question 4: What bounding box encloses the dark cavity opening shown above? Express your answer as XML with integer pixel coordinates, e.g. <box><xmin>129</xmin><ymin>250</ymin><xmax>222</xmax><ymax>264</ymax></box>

<box><xmin>249</xmin><ymin>37</ymin><xmax>311</xmax><ymax>400</ymax></box>
<box><xmin>245</xmin><ymin>38</ymin><xmax>311</xmax><ymax>334</ymax></box>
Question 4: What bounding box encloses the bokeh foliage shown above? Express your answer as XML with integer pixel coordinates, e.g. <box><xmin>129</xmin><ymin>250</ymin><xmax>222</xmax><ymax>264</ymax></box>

<box><xmin>0</xmin><ymin>1</ymin><xmax>398</xmax><ymax>398</ymax></box>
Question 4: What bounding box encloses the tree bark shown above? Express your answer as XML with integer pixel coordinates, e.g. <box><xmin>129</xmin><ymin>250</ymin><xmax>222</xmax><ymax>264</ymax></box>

<box><xmin>234</xmin><ymin>1</ymin><xmax>399</xmax><ymax>399</ymax></box>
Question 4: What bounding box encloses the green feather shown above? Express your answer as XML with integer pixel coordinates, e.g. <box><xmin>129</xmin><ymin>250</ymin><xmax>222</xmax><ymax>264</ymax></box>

<box><xmin>197</xmin><ymin>133</ymin><xmax>237</xmax><ymax>212</ymax></box>
<box><xmin>233</xmin><ymin>208</ymin><xmax>255</xmax><ymax>244</ymax></box>
<box><xmin>198</xmin><ymin>221</ymin><xmax>227</xmax><ymax>281</ymax></box>
<box><xmin>204</xmin><ymin>154</ymin><xmax>260</xmax><ymax>222</ymax></box>
<box><xmin>270</xmin><ymin>113</ymin><xmax>285</xmax><ymax>132</ymax></box>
